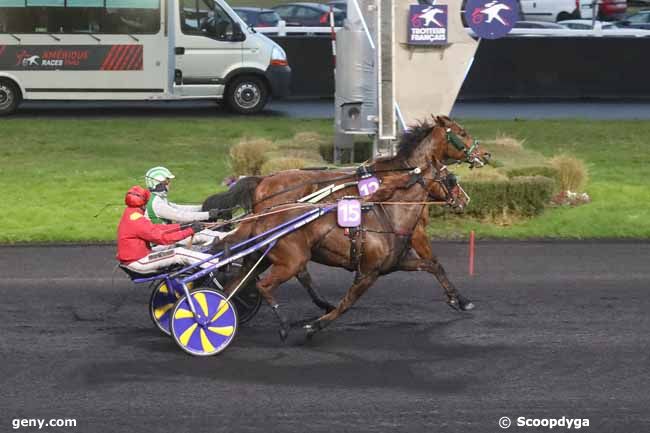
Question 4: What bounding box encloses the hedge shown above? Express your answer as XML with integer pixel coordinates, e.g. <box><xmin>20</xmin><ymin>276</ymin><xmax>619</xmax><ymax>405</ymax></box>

<box><xmin>506</xmin><ymin>166</ymin><xmax>560</xmax><ymax>183</ymax></box>
<box><xmin>434</xmin><ymin>175</ymin><xmax>556</xmax><ymax>217</ymax></box>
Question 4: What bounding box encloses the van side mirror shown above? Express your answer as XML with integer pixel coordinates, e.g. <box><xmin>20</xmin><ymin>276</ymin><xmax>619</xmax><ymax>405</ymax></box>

<box><xmin>232</xmin><ymin>22</ymin><xmax>246</xmax><ymax>41</ymax></box>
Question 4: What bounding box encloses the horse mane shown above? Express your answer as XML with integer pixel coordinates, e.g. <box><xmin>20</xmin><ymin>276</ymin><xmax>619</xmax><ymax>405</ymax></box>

<box><xmin>396</xmin><ymin>120</ymin><xmax>435</xmax><ymax>160</ymax></box>
<box><xmin>202</xmin><ymin>176</ymin><xmax>263</xmax><ymax>213</ymax></box>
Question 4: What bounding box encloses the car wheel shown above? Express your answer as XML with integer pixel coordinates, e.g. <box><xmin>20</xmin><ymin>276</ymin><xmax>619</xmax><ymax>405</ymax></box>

<box><xmin>225</xmin><ymin>75</ymin><xmax>269</xmax><ymax>115</ymax></box>
<box><xmin>557</xmin><ymin>12</ymin><xmax>572</xmax><ymax>21</ymax></box>
<box><xmin>0</xmin><ymin>80</ymin><xmax>21</xmax><ymax>116</ymax></box>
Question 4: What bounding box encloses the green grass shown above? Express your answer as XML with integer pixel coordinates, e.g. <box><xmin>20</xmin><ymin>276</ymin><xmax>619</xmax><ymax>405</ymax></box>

<box><xmin>1</xmin><ymin>118</ymin><xmax>648</xmax><ymax>242</ymax></box>
<box><xmin>0</xmin><ymin>117</ymin><xmax>331</xmax><ymax>243</ymax></box>
<box><xmin>429</xmin><ymin>119</ymin><xmax>650</xmax><ymax>239</ymax></box>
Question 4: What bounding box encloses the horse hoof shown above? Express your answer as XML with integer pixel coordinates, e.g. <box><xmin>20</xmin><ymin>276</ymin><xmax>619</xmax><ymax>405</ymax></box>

<box><xmin>303</xmin><ymin>321</ymin><xmax>321</xmax><ymax>339</ymax></box>
<box><xmin>460</xmin><ymin>301</ymin><xmax>475</xmax><ymax>311</ymax></box>
<box><xmin>458</xmin><ymin>295</ymin><xmax>475</xmax><ymax>311</ymax></box>
<box><xmin>447</xmin><ymin>298</ymin><xmax>461</xmax><ymax>311</ymax></box>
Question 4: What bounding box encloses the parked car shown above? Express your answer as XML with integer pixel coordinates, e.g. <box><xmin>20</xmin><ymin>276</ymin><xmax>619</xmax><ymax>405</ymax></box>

<box><xmin>558</xmin><ymin>18</ymin><xmax>617</xmax><ymax>28</ymax></box>
<box><xmin>233</xmin><ymin>7</ymin><xmax>281</xmax><ymax>27</ymax></box>
<box><xmin>272</xmin><ymin>2</ymin><xmax>344</xmax><ymax>27</ymax></box>
<box><xmin>327</xmin><ymin>0</ymin><xmax>347</xmax><ymax>15</ymax></box>
<box><xmin>616</xmin><ymin>8</ymin><xmax>650</xmax><ymax>28</ymax></box>
<box><xmin>597</xmin><ymin>0</ymin><xmax>627</xmax><ymax>21</ymax></box>
<box><xmin>520</xmin><ymin>0</ymin><xmax>594</xmax><ymax>22</ymax></box>
<box><xmin>514</xmin><ymin>20</ymin><xmax>567</xmax><ymax>28</ymax></box>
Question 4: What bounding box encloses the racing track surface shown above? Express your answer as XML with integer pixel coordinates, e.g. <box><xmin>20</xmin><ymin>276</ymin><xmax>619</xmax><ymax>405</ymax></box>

<box><xmin>1</xmin><ymin>242</ymin><xmax>649</xmax><ymax>433</ymax></box>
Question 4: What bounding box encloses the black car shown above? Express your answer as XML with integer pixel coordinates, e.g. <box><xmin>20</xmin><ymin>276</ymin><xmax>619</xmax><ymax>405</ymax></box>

<box><xmin>272</xmin><ymin>2</ymin><xmax>344</xmax><ymax>27</ymax></box>
<box><xmin>232</xmin><ymin>7</ymin><xmax>281</xmax><ymax>28</ymax></box>
<box><xmin>616</xmin><ymin>9</ymin><xmax>650</xmax><ymax>29</ymax></box>
<box><xmin>327</xmin><ymin>0</ymin><xmax>347</xmax><ymax>15</ymax></box>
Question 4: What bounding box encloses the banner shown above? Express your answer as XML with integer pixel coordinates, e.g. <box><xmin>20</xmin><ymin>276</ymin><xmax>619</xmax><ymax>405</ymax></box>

<box><xmin>0</xmin><ymin>45</ymin><xmax>143</xmax><ymax>71</ymax></box>
<box><xmin>464</xmin><ymin>0</ymin><xmax>519</xmax><ymax>39</ymax></box>
<box><xmin>408</xmin><ymin>4</ymin><xmax>448</xmax><ymax>45</ymax></box>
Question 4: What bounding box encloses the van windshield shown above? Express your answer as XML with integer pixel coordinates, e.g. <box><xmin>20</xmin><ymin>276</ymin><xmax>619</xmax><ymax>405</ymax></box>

<box><xmin>180</xmin><ymin>0</ymin><xmax>235</xmax><ymax>40</ymax></box>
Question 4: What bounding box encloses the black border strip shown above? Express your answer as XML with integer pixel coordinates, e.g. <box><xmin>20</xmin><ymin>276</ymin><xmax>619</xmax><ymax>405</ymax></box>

<box><xmin>25</xmin><ymin>88</ymin><xmax>165</xmax><ymax>93</ymax></box>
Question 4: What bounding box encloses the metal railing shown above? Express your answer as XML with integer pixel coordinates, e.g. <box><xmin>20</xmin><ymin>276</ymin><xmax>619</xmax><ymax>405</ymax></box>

<box><xmin>254</xmin><ymin>22</ymin><xmax>650</xmax><ymax>38</ymax></box>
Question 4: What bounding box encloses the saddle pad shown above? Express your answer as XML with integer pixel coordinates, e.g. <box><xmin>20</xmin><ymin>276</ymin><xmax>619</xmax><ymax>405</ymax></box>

<box><xmin>338</xmin><ymin>199</ymin><xmax>362</xmax><ymax>228</ymax></box>
<box><xmin>357</xmin><ymin>176</ymin><xmax>380</xmax><ymax>197</ymax></box>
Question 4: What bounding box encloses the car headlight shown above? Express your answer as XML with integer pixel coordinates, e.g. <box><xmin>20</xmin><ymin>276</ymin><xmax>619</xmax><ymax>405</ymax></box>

<box><xmin>271</xmin><ymin>46</ymin><xmax>288</xmax><ymax>66</ymax></box>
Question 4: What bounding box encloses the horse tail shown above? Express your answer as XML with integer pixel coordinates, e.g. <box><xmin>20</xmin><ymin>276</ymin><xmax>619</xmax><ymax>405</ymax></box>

<box><xmin>202</xmin><ymin>176</ymin><xmax>263</xmax><ymax>213</ymax></box>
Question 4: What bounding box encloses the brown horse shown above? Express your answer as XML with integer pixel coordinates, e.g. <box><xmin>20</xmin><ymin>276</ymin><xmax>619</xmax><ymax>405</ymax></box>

<box><xmin>222</xmin><ymin>160</ymin><xmax>463</xmax><ymax>340</ymax></box>
<box><xmin>208</xmin><ymin>116</ymin><xmax>490</xmax><ymax>310</ymax></box>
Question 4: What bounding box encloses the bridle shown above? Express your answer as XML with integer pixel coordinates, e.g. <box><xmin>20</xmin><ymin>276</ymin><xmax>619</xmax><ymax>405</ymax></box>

<box><xmin>403</xmin><ymin>160</ymin><xmax>466</xmax><ymax>210</ymax></box>
<box><xmin>444</xmin><ymin>127</ymin><xmax>487</xmax><ymax>168</ymax></box>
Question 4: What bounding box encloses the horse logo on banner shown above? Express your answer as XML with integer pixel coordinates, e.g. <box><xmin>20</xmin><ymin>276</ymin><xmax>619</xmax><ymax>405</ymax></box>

<box><xmin>408</xmin><ymin>5</ymin><xmax>448</xmax><ymax>45</ymax></box>
<box><xmin>465</xmin><ymin>0</ymin><xmax>520</xmax><ymax>39</ymax></box>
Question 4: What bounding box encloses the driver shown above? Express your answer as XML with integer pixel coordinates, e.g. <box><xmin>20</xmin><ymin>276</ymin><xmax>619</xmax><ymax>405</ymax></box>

<box><xmin>144</xmin><ymin>166</ymin><xmax>229</xmax><ymax>247</ymax></box>
<box><xmin>117</xmin><ymin>185</ymin><xmax>223</xmax><ymax>274</ymax></box>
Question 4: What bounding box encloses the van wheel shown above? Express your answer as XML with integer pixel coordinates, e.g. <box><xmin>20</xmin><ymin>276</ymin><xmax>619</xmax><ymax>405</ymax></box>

<box><xmin>225</xmin><ymin>76</ymin><xmax>268</xmax><ymax>115</ymax></box>
<box><xmin>557</xmin><ymin>12</ymin><xmax>572</xmax><ymax>21</ymax></box>
<box><xmin>0</xmin><ymin>80</ymin><xmax>20</xmax><ymax>116</ymax></box>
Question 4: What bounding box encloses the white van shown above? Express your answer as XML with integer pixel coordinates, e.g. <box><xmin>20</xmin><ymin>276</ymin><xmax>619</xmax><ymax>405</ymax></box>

<box><xmin>520</xmin><ymin>0</ymin><xmax>595</xmax><ymax>22</ymax></box>
<box><xmin>0</xmin><ymin>0</ymin><xmax>290</xmax><ymax>115</ymax></box>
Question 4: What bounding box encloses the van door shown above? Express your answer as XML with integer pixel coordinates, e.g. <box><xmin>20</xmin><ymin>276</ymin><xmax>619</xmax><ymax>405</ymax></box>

<box><xmin>175</xmin><ymin>0</ymin><xmax>242</xmax><ymax>97</ymax></box>
<box><xmin>520</xmin><ymin>0</ymin><xmax>554</xmax><ymax>22</ymax></box>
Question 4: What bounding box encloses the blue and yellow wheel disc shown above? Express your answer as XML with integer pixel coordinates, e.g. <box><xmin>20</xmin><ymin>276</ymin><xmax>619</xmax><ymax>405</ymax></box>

<box><xmin>170</xmin><ymin>289</ymin><xmax>238</xmax><ymax>356</ymax></box>
<box><xmin>149</xmin><ymin>281</ymin><xmax>184</xmax><ymax>336</ymax></box>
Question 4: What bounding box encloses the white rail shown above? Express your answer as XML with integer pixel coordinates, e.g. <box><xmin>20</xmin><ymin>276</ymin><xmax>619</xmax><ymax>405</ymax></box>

<box><xmin>254</xmin><ymin>23</ymin><xmax>650</xmax><ymax>38</ymax></box>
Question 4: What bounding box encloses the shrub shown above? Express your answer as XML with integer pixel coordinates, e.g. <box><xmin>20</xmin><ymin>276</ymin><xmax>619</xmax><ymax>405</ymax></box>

<box><xmin>456</xmin><ymin>176</ymin><xmax>555</xmax><ymax>217</ymax></box>
<box><xmin>229</xmin><ymin>138</ymin><xmax>272</xmax><ymax>176</ymax></box>
<box><xmin>459</xmin><ymin>167</ymin><xmax>509</xmax><ymax>182</ymax></box>
<box><xmin>483</xmin><ymin>132</ymin><xmax>525</xmax><ymax>151</ymax></box>
<box><xmin>260</xmin><ymin>157</ymin><xmax>308</xmax><ymax>175</ymax></box>
<box><xmin>550</xmin><ymin>155</ymin><xmax>588</xmax><ymax>192</ymax></box>
<box><xmin>506</xmin><ymin>166</ymin><xmax>560</xmax><ymax>193</ymax></box>
<box><xmin>506</xmin><ymin>165</ymin><xmax>560</xmax><ymax>181</ymax></box>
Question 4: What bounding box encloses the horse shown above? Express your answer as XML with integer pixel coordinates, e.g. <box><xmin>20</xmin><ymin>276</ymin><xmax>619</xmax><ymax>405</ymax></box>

<box><xmin>221</xmin><ymin>159</ymin><xmax>463</xmax><ymax>340</ymax></box>
<box><xmin>203</xmin><ymin>116</ymin><xmax>491</xmax><ymax>312</ymax></box>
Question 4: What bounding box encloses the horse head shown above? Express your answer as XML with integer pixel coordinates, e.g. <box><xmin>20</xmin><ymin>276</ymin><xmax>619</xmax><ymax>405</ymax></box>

<box><xmin>428</xmin><ymin>161</ymin><xmax>469</xmax><ymax>212</ymax></box>
<box><xmin>433</xmin><ymin>115</ymin><xmax>491</xmax><ymax>168</ymax></box>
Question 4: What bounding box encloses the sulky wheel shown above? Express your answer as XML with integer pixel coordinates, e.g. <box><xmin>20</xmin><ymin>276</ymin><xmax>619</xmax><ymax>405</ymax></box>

<box><xmin>231</xmin><ymin>277</ymin><xmax>262</xmax><ymax>324</ymax></box>
<box><xmin>170</xmin><ymin>288</ymin><xmax>238</xmax><ymax>356</ymax></box>
<box><xmin>149</xmin><ymin>280</ymin><xmax>181</xmax><ymax>336</ymax></box>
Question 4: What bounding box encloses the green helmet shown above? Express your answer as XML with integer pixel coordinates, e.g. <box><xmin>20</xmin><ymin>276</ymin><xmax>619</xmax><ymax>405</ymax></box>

<box><xmin>145</xmin><ymin>166</ymin><xmax>175</xmax><ymax>192</ymax></box>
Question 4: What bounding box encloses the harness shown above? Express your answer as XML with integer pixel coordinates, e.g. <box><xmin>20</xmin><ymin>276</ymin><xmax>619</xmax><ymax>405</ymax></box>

<box><xmin>253</xmin><ymin>166</ymin><xmax>414</xmax><ymax>209</ymax></box>
<box><xmin>338</xmin><ymin>162</ymin><xmax>452</xmax><ymax>281</ymax></box>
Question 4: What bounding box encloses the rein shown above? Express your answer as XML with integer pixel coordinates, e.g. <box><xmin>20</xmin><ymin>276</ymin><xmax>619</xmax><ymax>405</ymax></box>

<box><xmin>252</xmin><ymin>166</ymin><xmax>416</xmax><ymax>207</ymax></box>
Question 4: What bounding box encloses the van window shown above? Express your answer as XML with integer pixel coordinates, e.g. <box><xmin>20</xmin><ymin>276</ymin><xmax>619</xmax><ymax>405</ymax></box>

<box><xmin>0</xmin><ymin>1</ymin><xmax>160</xmax><ymax>34</ymax></box>
<box><xmin>179</xmin><ymin>0</ymin><xmax>235</xmax><ymax>41</ymax></box>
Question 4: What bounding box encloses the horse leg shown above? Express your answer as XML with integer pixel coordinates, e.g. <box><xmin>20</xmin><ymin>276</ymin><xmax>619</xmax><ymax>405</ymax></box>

<box><xmin>296</xmin><ymin>268</ymin><xmax>336</xmax><ymax>313</ymax></box>
<box><xmin>406</xmin><ymin>226</ymin><xmax>474</xmax><ymax>311</ymax></box>
<box><xmin>304</xmin><ymin>272</ymin><xmax>379</xmax><ymax>338</ymax></box>
<box><xmin>398</xmin><ymin>254</ymin><xmax>475</xmax><ymax>311</ymax></box>
<box><xmin>256</xmin><ymin>262</ymin><xmax>304</xmax><ymax>341</ymax></box>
